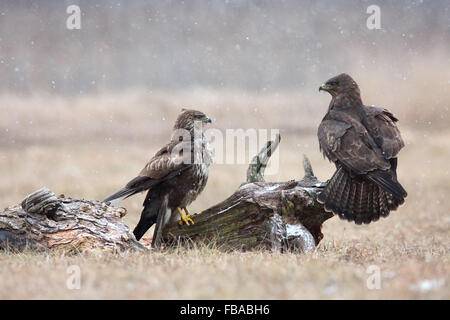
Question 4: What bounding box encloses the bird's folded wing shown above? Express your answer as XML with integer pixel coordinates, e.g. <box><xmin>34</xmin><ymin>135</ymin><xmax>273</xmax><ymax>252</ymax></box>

<box><xmin>318</xmin><ymin>119</ymin><xmax>391</xmax><ymax>175</ymax></box>
<box><xmin>104</xmin><ymin>141</ymin><xmax>194</xmax><ymax>202</ymax></box>
<box><xmin>363</xmin><ymin>106</ymin><xmax>405</xmax><ymax>159</ymax></box>
<box><xmin>124</xmin><ymin>140</ymin><xmax>193</xmax><ymax>191</ymax></box>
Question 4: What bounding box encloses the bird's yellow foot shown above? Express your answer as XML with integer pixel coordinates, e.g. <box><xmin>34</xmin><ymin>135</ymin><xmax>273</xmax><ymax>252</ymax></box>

<box><xmin>181</xmin><ymin>214</ymin><xmax>195</xmax><ymax>226</ymax></box>
<box><xmin>183</xmin><ymin>207</ymin><xmax>195</xmax><ymax>225</ymax></box>
<box><xmin>177</xmin><ymin>207</ymin><xmax>195</xmax><ymax>226</ymax></box>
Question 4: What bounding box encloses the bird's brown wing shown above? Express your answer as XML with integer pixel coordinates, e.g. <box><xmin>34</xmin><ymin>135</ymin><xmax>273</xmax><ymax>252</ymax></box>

<box><xmin>363</xmin><ymin>106</ymin><xmax>405</xmax><ymax>159</ymax></box>
<box><xmin>139</xmin><ymin>141</ymin><xmax>191</xmax><ymax>178</ymax></box>
<box><xmin>318</xmin><ymin>119</ymin><xmax>391</xmax><ymax>175</ymax></box>
<box><xmin>103</xmin><ymin>140</ymin><xmax>193</xmax><ymax>202</ymax></box>
<box><xmin>126</xmin><ymin>140</ymin><xmax>193</xmax><ymax>189</ymax></box>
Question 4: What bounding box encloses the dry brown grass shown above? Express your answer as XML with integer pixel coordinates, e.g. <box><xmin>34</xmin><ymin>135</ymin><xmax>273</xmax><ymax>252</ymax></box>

<box><xmin>0</xmin><ymin>89</ymin><xmax>449</xmax><ymax>299</ymax></box>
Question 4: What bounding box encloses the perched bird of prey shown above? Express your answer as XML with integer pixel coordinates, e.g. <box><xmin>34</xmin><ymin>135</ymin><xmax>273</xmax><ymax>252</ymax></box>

<box><xmin>317</xmin><ymin>73</ymin><xmax>407</xmax><ymax>224</ymax></box>
<box><xmin>104</xmin><ymin>109</ymin><xmax>213</xmax><ymax>242</ymax></box>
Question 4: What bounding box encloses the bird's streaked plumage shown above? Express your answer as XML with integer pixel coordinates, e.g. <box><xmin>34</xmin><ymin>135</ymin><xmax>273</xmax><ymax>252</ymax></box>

<box><xmin>104</xmin><ymin>109</ymin><xmax>212</xmax><ymax>241</ymax></box>
<box><xmin>318</xmin><ymin>73</ymin><xmax>407</xmax><ymax>224</ymax></box>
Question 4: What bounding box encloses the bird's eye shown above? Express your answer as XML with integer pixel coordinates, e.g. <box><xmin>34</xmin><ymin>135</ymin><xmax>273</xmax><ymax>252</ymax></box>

<box><xmin>327</xmin><ymin>81</ymin><xmax>338</xmax><ymax>86</ymax></box>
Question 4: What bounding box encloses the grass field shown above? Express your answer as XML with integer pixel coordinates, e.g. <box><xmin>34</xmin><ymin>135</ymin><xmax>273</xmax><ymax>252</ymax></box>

<box><xmin>0</xmin><ymin>88</ymin><xmax>449</xmax><ymax>299</ymax></box>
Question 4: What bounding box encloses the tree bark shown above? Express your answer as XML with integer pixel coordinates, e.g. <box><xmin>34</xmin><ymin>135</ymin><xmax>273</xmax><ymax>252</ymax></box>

<box><xmin>161</xmin><ymin>134</ymin><xmax>333</xmax><ymax>252</ymax></box>
<box><xmin>0</xmin><ymin>135</ymin><xmax>333</xmax><ymax>254</ymax></box>
<box><xmin>0</xmin><ymin>188</ymin><xmax>144</xmax><ymax>253</ymax></box>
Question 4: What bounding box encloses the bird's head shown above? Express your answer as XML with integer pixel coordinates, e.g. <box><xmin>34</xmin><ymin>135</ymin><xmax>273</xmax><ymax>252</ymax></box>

<box><xmin>319</xmin><ymin>73</ymin><xmax>359</xmax><ymax>97</ymax></box>
<box><xmin>174</xmin><ymin>108</ymin><xmax>212</xmax><ymax>132</ymax></box>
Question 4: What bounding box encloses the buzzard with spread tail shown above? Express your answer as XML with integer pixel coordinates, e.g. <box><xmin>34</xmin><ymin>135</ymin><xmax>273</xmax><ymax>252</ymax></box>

<box><xmin>104</xmin><ymin>109</ymin><xmax>212</xmax><ymax>242</ymax></box>
<box><xmin>318</xmin><ymin>73</ymin><xmax>407</xmax><ymax>224</ymax></box>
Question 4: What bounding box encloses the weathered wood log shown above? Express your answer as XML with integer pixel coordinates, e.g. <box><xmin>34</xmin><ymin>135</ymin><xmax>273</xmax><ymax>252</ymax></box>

<box><xmin>161</xmin><ymin>135</ymin><xmax>333</xmax><ymax>253</ymax></box>
<box><xmin>0</xmin><ymin>135</ymin><xmax>333</xmax><ymax>254</ymax></box>
<box><xmin>0</xmin><ymin>188</ymin><xmax>143</xmax><ymax>253</ymax></box>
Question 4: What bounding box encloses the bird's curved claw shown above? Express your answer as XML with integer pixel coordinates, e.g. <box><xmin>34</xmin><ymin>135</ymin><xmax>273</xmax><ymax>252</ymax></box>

<box><xmin>177</xmin><ymin>207</ymin><xmax>195</xmax><ymax>226</ymax></box>
<box><xmin>179</xmin><ymin>214</ymin><xmax>195</xmax><ymax>226</ymax></box>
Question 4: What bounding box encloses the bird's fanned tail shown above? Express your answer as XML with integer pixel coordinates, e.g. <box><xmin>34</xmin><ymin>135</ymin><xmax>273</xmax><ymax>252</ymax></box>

<box><xmin>318</xmin><ymin>166</ymin><xmax>407</xmax><ymax>224</ymax></box>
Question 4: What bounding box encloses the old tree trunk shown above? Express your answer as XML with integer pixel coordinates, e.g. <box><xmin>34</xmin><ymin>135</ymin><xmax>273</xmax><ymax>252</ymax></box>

<box><xmin>0</xmin><ymin>135</ymin><xmax>333</xmax><ymax>254</ymax></box>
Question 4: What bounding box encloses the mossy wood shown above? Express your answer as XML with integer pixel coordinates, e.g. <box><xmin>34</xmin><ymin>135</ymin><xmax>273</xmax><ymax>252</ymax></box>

<box><xmin>0</xmin><ymin>134</ymin><xmax>333</xmax><ymax>253</ymax></box>
<box><xmin>162</xmin><ymin>135</ymin><xmax>332</xmax><ymax>252</ymax></box>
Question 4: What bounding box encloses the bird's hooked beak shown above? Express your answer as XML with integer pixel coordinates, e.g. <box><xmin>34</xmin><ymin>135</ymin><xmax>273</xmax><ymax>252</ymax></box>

<box><xmin>203</xmin><ymin>116</ymin><xmax>212</xmax><ymax>124</ymax></box>
<box><xmin>319</xmin><ymin>83</ymin><xmax>330</xmax><ymax>92</ymax></box>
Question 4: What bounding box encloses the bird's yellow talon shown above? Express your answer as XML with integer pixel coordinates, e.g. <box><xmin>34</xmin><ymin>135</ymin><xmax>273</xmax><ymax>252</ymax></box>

<box><xmin>184</xmin><ymin>214</ymin><xmax>195</xmax><ymax>225</ymax></box>
<box><xmin>177</xmin><ymin>207</ymin><xmax>195</xmax><ymax>226</ymax></box>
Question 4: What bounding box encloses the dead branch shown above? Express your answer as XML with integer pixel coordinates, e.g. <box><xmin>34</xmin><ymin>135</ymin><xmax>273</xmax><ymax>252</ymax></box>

<box><xmin>162</xmin><ymin>137</ymin><xmax>332</xmax><ymax>252</ymax></box>
<box><xmin>0</xmin><ymin>136</ymin><xmax>332</xmax><ymax>254</ymax></box>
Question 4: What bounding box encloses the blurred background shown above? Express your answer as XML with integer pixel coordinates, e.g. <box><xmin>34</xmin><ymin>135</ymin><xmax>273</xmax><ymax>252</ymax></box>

<box><xmin>0</xmin><ymin>0</ymin><xmax>449</xmax><ymax>248</ymax></box>
<box><xmin>0</xmin><ymin>0</ymin><xmax>449</xmax><ymax>300</ymax></box>
<box><xmin>1</xmin><ymin>0</ymin><xmax>449</xmax><ymax>95</ymax></box>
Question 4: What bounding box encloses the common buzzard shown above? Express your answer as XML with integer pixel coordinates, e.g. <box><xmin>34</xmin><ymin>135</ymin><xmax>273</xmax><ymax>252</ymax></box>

<box><xmin>104</xmin><ymin>109</ymin><xmax>213</xmax><ymax>242</ymax></box>
<box><xmin>318</xmin><ymin>73</ymin><xmax>407</xmax><ymax>224</ymax></box>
